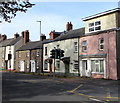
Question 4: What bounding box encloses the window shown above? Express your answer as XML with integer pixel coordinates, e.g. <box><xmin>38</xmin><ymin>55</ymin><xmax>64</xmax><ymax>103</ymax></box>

<box><xmin>89</xmin><ymin>21</ymin><xmax>101</xmax><ymax>32</ymax></box>
<box><xmin>74</xmin><ymin>42</ymin><xmax>78</xmax><ymax>52</ymax></box>
<box><xmin>82</xmin><ymin>41</ymin><xmax>87</xmax><ymax>52</ymax></box>
<box><xmin>44</xmin><ymin>60</ymin><xmax>48</xmax><ymax>70</ymax></box>
<box><xmin>26</xmin><ymin>52</ymin><xmax>29</xmax><ymax>57</ymax></box>
<box><xmin>45</xmin><ymin>47</ymin><xmax>47</xmax><ymax>56</ymax></box>
<box><xmin>91</xmin><ymin>60</ymin><xmax>104</xmax><ymax>73</ymax></box>
<box><xmin>36</xmin><ymin>50</ymin><xmax>39</xmax><ymax>56</ymax></box>
<box><xmin>36</xmin><ymin>61</ymin><xmax>39</xmax><ymax>69</ymax></box>
<box><xmin>18</xmin><ymin>62</ymin><xmax>20</xmax><ymax>68</ymax></box>
<box><xmin>74</xmin><ymin>61</ymin><xmax>79</xmax><ymax>69</ymax></box>
<box><xmin>99</xmin><ymin>38</ymin><xmax>104</xmax><ymax>50</ymax></box>
<box><xmin>26</xmin><ymin>61</ymin><xmax>29</xmax><ymax>68</ymax></box>
<box><xmin>56</xmin><ymin>60</ymin><xmax>60</xmax><ymax>69</ymax></box>
<box><xmin>18</xmin><ymin>52</ymin><xmax>21</xmax><ymax>58</ymax></box>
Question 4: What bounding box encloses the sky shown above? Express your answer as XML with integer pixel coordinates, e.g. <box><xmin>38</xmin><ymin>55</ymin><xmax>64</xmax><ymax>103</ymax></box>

<box><xmin>0</xmin><ymin>1</ymin><xmax>119</xmax><ymax>41</ymax></box>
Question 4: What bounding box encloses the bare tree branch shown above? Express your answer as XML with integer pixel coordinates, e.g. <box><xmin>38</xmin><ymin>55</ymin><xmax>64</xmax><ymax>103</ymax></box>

<box><xmin>0</xmin><ymin>1</ymin><xmax>35</xmax><ymax>23</ymax></box>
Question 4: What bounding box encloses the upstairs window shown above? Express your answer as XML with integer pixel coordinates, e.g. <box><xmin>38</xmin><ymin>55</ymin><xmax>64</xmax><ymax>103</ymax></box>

<box><xmin>89</xmin><ymin>21</ymin><xmax>101</xmax><ymax>32</ymax></box>
<box><xmin>26</xmin><ymin>52</ymin><xmax>29</xmax><ymax>57</ymax></box>
<box><xmin>18</xmin><ymin>52</ymin><xmax>21</xmax><ymax>58</ymax></box>
<box><xmin>82</xmin><ymin>41</ymin><xmax>87</xmax><ymax>52</ymax></box>
<box><xmin>45</xmin><ymin>47</ymin><xmax>47</xmax><ymax>56</ymax></box>
<box><xmin>74</xmin><ymin>42</ymin><xmax>78</xmax><ymax>52</ymax></box>
<box><xmin>99</xmin><ymin>38</ymin><xmax>104</xmax><ymax>51</ymax></box>
<box><xmin>36</xmin><ymin>50</ymin><xmax>39</xmax><ymax>56</ymax></box>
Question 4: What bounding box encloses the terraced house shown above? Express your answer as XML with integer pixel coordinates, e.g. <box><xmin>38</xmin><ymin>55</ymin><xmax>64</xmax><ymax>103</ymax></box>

<box><xmin>0</xmin><ymin>35</ymin><xmax>13</xmax><ymax>70</ymax></box>
<box><xmin>43</xmin><ymin>22</ymin><xmax>85</xmax><ymax>76</ymax></box>
<box><xmin>15</xmin><ymin>33</ymin><xmax>49</xmax><ymax>73</ymax></box>
<box><xmin>79</xmin><ymin>8</ymin><xmax>120</xmax><ymax>80</ymax></box>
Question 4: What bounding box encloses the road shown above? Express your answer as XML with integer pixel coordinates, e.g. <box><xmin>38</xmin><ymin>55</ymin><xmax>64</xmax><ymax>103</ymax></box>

<box><xmin>1</xmin><ymin>72</ymin><xmax>120</xmax><ymax>103</ymax></box>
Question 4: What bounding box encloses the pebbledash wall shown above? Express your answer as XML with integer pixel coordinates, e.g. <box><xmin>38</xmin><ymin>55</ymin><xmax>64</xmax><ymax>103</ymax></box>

<box><xmin>79</xmin><ymin>30</ymin><xmax>118</xmax><ymax>80</ymax></box>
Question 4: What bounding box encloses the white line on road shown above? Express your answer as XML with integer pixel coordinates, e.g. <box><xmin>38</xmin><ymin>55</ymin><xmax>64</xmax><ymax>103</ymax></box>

<box><xmin>89</xmin><ymin>98</ymin><xmax>102</xmax><ymax>102</ymax></box>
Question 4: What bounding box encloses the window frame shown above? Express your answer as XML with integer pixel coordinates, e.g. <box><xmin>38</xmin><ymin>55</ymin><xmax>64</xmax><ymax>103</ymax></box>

<box><xmin>74</xmin><ymin>60</ymin><xmax>79</xmax><ymax>70</ymax></box>
<box><xmin>82</xmin><ymin>41</ymin><xmax>87</xmax><ymax>52</ymax></box>
<box><xmin>99</xmin><ymin>38</ymin><xmax>104</xmax><ymax>51</ymax></box>
<box><xmin>26</xmin><ymin>52</ymin><xmax>29</xmax><ymax>57</ymax></box>
<box><xmin>74</xmin><ymin>42</ymin><xmax>78</xmax><ymax>53</ymax></box>
<box><xmin>45</xmin><ymin>47</ymin><xmax>47</xmax><ymax>56</ymax></box>
<box><xmin>88</xmin><ymin>21</ymin><xmax>101</xmax><ymax>32</ymax></box>
<box><xmin>91</xmin><ymin>59</ymin><xmax>104</xmax><ymax>74</ymax></box>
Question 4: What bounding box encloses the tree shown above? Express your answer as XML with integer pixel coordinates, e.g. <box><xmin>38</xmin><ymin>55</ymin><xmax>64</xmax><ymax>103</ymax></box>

<box><xmin>0</xmin><ymin>0</ymin><xmax>35</xmax><ymax>23</ymax></box>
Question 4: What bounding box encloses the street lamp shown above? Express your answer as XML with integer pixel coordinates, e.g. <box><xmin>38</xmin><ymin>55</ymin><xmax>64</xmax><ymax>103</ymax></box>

<box><xmin>36</xmin><ymin>21</ymin><xmax>41</xmax><ymax>36</ymax></box>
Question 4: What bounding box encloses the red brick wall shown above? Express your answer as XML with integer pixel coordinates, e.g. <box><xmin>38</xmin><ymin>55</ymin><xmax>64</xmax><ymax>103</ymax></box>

<box><xmin>80</xmin><ymin>31</ymin><xmax>117</xmax><ymax>80</ymax></box>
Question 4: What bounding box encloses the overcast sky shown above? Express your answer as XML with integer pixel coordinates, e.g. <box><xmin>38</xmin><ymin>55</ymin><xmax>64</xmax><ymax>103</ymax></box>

<box><xmin>0</xmin><ymin>2</ymin><xmax>119</xmax><ymax>41</ymax></box>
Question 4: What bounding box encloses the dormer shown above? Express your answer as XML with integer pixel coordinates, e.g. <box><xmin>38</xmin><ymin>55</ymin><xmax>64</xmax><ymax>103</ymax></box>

<box><xmin>82</xmin><ymin>8</ymin><xmax>120</xmax><ymax>34</ymax></box>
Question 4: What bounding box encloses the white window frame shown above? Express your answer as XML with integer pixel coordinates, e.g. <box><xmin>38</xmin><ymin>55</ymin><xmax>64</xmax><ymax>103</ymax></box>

<box><xmin>74</xmin><ymin>61</ymin><xmax>79</xmax><ymax>69</ymax></box>
<box><xmin>36</xmin><ymin>61</ymin><xmax>39</xmax><ymax>69</ymax></box>
<box><xmin>89</xmin><ymin>21</ymin><xmax>101</xmax><ymax>32</ymax></box>
<box><xmin>26</xmin><ymin>52</ymin><xmax>29</xmax><ymax>57</ymax></box>
<box><xmin>26</xmin><ymin>61</ymin><xmax>29</xmax><ymax>68</ymax></box>
<box><xmin>36</xmin><ymin>50</ymin><xmax>39</xmax><ymax>57</ymax></box>
<box><xmin>18</xmin><ymin>52</ymin><xmax>21</xmax><ymax>58</ymax></box>
<box><xmin>74</xmin><ymin>42</ymin><xmax>78</xmax><ymax>53</ymax></box>
<box><xmin>82</xmin><ymin>41</ymin><xmax>87</xmax><ymax>52</ymax></box>
<box><xmin>99</xmin><ymin>38</ymin><xmax>104</xmax><ymax>51</ymax></box>
<box><xmin>91</xmin><ymin>58</ymin><xmax>105</xmax><ymax>74</ymax></box>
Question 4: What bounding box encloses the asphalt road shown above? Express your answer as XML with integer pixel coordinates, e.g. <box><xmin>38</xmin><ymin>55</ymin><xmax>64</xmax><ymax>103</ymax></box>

<box><xmin>1</xmin><ymin>72</ymin><xmax>120</xmax><ymax>103</ymax></box>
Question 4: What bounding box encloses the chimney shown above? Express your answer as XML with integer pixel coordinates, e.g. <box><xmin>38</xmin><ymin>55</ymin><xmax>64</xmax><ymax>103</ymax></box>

<box><xmin>14</xmin><ymin>33</ymin><xmax>19</xmax><ymax>39</ymax></box>
<box><xmin>40</xmin><ymin>34</ymin><xmax>46</xmax><ymax>41</ymax></box>
<box><xmin>24</xmin><ymin>30</ymin><xmax>29</xmax><ymax>45</ymax></box>
<box><xmin>66</xmin><ymin>22</ymin><xmax>73</xmax><ymax>31</ymax></box>
<box><xmin>1</xmin><ymin>34</ymin><xmax>7</xmax><ymax>41</ymax></box>
<box><xmin>22</xmin><ymin>31</ymin><xmax>24</xmax><ymax>38</ymax></box>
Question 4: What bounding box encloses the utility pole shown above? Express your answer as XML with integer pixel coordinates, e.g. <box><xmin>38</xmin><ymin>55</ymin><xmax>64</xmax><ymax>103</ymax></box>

<box><xmin>37</xmin><ymin>21</ymin><xmax>41</xmax><ymax>39</ymax></box>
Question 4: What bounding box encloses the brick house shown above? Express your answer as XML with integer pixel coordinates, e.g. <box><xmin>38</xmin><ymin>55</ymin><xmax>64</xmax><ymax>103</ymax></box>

<box><xmin>16</xmin><ymin>34</ymin><xmax>49</xmax><ymax>73</ymax></box>
<box><xmin>79</xmin><ymin>8</ymin><xmax>120</xmax><ymax>80</ymax></box>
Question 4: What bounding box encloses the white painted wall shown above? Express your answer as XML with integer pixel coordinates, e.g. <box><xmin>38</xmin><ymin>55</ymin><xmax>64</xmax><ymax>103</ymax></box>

<box><xmin>43</xmin><ymin>38</ymin><xmax>80</xmax><ymax>75</ymax></box>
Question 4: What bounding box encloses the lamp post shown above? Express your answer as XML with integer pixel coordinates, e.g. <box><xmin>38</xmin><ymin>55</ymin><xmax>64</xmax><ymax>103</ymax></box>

<box><xmin>37</xmin><ymin>21</ymin><xmax>41</xmax><ymax>38</ymax></box>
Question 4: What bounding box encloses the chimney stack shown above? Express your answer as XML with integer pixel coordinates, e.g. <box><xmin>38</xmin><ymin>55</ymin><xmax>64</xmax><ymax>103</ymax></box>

<box><xmin>23</xmin><ymin>30</ymin><xmax>29</xmax><ymax>45</ymax></box>
<box><xmin>14</xmin><ymin>33</ymin><xmax>19</xmax><ymax>39</ymax></box>
<box><xmin>66</xmin><ymin>22</ymin><xmax>73</xmax><ymax>32</ymax></box>
<box><xmin>1</xmin><ymin>34</ymin><xmax>7</xmax><ymax>41</ymax></box>
<box><xmin>40</xmin><ymin>34</ymin><xmax>46</xmax><ymax>41</ymax></box>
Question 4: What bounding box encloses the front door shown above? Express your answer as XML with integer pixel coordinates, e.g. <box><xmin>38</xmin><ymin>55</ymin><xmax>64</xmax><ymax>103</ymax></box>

<box><xmin>82</xmin><ymin>60</ymin><xmax>87</xmax><ymax>76</ymax></box>
<box><xmin>20</xmin><ymin>61</ymin><xmax>24</xmax><ymax>72</ymax></box>
<box><xmin>31</xmin><ymin>60</ymin><xmax>36</xmax><ymax>72</ymax></box>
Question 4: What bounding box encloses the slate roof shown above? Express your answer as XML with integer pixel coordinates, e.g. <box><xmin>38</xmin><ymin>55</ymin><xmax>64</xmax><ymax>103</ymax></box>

<box><xmin>44</xmin><ymin>27</ymin><xmax>85</xmax><ymax>44</ymax></box>
<box><xmin>17</xmin><ymin>39</ymin><xmax>51</xmax><ymax>51</ymax></box>
<box><xmin>0</xmin><ymin>38</ymin><xmax>14</xmax><ymax>47</ymax></box>
<box><xmin>7</xmin><ymin>36</ymin><xmax>23</xmax><ymax>46</ymax></box>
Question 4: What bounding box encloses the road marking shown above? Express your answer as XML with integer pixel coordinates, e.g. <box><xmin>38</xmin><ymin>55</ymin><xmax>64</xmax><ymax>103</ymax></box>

<box><xmin>89</xmin><ymin>98</ymin><xmax>102</xmax><ymax>102</ymax></box>
<box><xmin>67</xmin><ymin>84</ymin><xmax>83</xmax><ymax>93</ymax></box>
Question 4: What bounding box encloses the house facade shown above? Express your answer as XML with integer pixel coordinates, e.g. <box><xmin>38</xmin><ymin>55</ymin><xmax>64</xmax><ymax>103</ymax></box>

<box><xmin>43</xmin><ymin>22</ymin><xmax>85</xmax><ymax>76</ymax></box>
<box><xmin>0</xmin><ymin>35</ymin><xmax>14</xmax><ymax>69</ymax></box>
<box><xmin>79</xmin><ymin>8</ymin><xmax>120</xmax><ymax>80</ymax></box>
<box><xmin>5</xmin><ymin>34</ymin><xmax>24</xmax><ymax>71</ymax></box>
<box><xmin>16</xmin><ymin>34</ymin><xmax>48</xmax><ymax>73</ymax></box>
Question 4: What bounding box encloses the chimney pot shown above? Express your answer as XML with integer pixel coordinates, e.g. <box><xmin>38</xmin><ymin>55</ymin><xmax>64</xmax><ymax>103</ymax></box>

<box><xmin>66</xmin><ymin>22</ymin><xmax>73</xmax><ymax>31</ymax></box>
<box><xmin>1</xmin><ymin>34</ymin><xmax>7</xmax><ymax>41</ymax></box>
<box><xmin>14</xmin><ymin>33</ymin><xmax>19</xmax><ymax>39</ymax></box>
<box><xmin>24</xmin><ymin>30</ymin><xmax>29</xmax><ymax>44</ymax></box>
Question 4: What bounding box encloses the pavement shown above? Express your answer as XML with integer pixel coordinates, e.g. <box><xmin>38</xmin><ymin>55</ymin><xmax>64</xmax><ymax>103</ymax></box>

<box><xmin>1</xmin><ymin>72</ymin><xmax>120</xmax><ymax>103</ymax></box>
